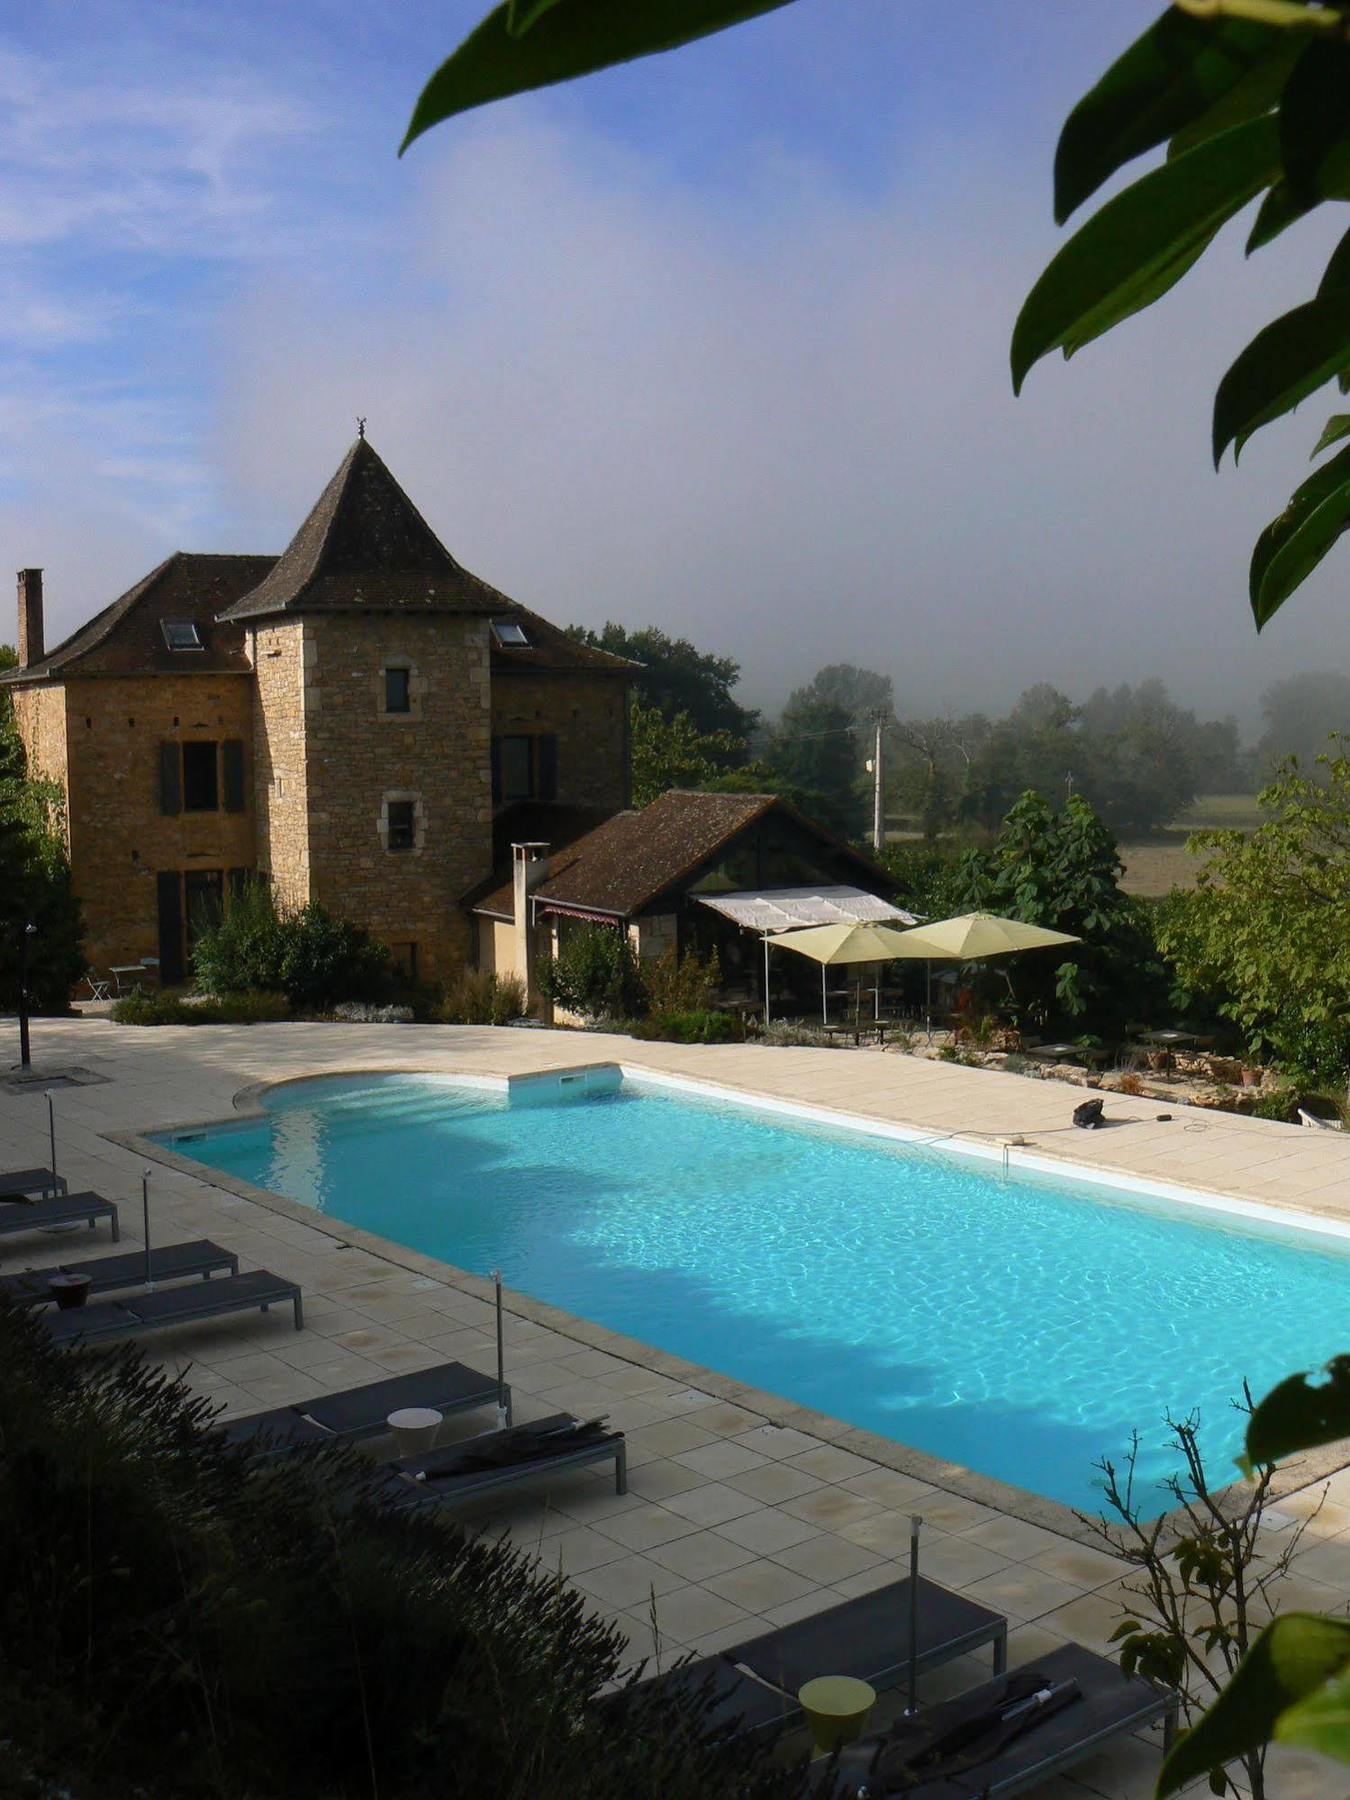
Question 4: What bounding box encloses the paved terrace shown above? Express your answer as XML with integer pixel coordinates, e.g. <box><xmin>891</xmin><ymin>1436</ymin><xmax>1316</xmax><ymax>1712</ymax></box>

<box><xmin>4</xmin><ymin>1015</ymin><xmax>1349</xmax><ymax>1800</ymax></box>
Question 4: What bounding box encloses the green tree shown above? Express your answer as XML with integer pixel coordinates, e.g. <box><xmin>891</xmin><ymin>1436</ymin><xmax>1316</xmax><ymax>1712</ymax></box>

<box><xmin>1255</xmin><ymin>670</ymin><xmax>1350</xmax><ymax>775</ymax></box>
<box><xmin>958</xmin><ymin>791</ymin><xmax>1168</xmax><ymax>1030</ymax></box>
<box><xmin>765</xmin><ymin>690</ymin><xmax>863</xmax><ymax>838</ymax></box>
<box><xmin>0</xmin><ymin>648</ymin><xmax>85</xmax><ymax>1011</ymax></box>
<box><xmin>1159</xmin><ymin>741</ymin><xmax>1350</xmax><ymax>1080</ymax></box>
<box><xmin>568</xmin><ymin>622</ymin><xmax>757</xmax><ymax>746</ymax></box>
<box><xmin>629</xmin><ymin>700</ymin><xmax>747</xmax><ymax>806</ymax></box>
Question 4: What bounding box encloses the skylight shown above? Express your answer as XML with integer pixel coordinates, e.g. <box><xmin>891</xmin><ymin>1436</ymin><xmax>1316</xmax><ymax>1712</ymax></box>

<box><xmin>491</xmin><ymin>617</ymin><xmax>530</xmax><ymax>647</ymax></box>
<box><xmin>161</xmin><ymin>619</ymin><xmax>204</xmax><ymax>651</ymax></box>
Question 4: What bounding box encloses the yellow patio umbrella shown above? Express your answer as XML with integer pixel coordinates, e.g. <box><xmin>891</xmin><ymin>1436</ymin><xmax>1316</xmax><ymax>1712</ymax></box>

<box><xmin>891</xmin><ymin>911</ymin><xmax>1081</xmax><ymax>1023</ymax></box>
<box><xmin>767</xmin><ymin>921</ymin><xmax>923</xmax><ymax>1024</ymax></box>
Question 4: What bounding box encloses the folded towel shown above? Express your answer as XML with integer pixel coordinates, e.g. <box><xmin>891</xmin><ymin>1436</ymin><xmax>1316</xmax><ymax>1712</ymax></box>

<box><xmin>413</xmin><ymin>1418</ymin><xmax>613</xmax><ymax>1480</ymax></box>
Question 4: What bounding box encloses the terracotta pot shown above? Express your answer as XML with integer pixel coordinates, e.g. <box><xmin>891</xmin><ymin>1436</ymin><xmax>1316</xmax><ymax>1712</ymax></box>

<box><xmin>1240</xmin><ymin>1066</ymin><xmax>1261</xmax><ymax>1088</ymax></box>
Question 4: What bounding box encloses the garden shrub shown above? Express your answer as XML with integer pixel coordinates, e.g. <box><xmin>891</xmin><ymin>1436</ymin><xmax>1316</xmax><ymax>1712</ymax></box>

<box><xmin>632</xmin><ymin>1008</ymin><xmax>740</xmax><ymax>1045</ymax></box>
<box><xmin>643</xmin><ymin>945</ymin><xmax>722</xmax><ymax>1014</ymax></box>
<box><xmin>0</xmin><ymin>1300</ymin><xmax>806</xmax><ymax>1800</ymax></box>
<box><xmin>193</xmin><ymin>879</ymin><xmax>387</xmax><ymax>1010</ymax></box>
<box><xmin>539</xmin><ymin>924</ymin><xmax>647</xmax><ymax>1021</ymax></box>
<box><xmin>111</xmin><ymin>989</ymin><xmax>291</xmax><ymax>1026</ymax></box>
<box><xmin>759</xmin><ymin>1020</ymin><xmax>848</xmax><ymax>1048</ymax></box>
<box><xmin>438</xmin><ymin>967</ymin><xmax>528</xmax><ymax>1025</ymax></box>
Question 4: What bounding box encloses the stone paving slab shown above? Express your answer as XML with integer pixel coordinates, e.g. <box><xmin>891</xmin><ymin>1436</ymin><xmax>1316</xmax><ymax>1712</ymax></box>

<box><xmin>3</xmin><ymin>1014</ymin><xmax>1349</xmax><ymax>1798</ymax></box>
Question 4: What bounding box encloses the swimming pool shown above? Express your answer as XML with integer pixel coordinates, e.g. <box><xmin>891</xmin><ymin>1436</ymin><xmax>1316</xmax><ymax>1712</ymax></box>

<box><xmin>161</xmin><ymin>1070</ymin><xmax>1348</xmax><ymax>1513</ymax></box>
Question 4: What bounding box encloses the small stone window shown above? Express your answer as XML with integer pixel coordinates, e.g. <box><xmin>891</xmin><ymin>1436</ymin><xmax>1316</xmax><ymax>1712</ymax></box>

<box><xmin>387</xmin><ymin>800</ymin><xmax>416</xmax><ymax>851</ymax></box>
<box><xmin>384</xmin><ymin>666</ymin><xmax>411</xmax><ymax>714</ymax></box>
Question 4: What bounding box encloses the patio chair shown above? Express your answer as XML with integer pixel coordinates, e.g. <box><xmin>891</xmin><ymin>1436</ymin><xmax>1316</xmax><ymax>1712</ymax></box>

<box><xmin>1298</xmin><ymin>1107</ymin><xmax>1343</xmax><ymax>1131</ymax></box>
<box><xmin>222</xmin><ymin>1360</ymin><xmax>513</xmax><ymax>1456</ymax></box>
<box><xmin>42</xmin><ymin>1269</ymin><xmax>303</xmax><ymax>1345</ymax></box>
<box><xmin>813</xmin><ymin>1640</ymin><xmax>1178</xmax><ymax>1798</ymax></box>
<box><xmin>605</xmin><ymin>1575</ymin><xmax>1007</xmax><ymax>1745</ymax></box>
<box><xmin>0</xmin><ymin>1240</ymin><xmax>239</xmax><ymax>1308</ymax></box>
<box><xmin>0</xmin><ymin>1166</ymin><xmax>69</xmax><ymax>1201</ymax></box>
<box><xmin>0</xmin><ymin>1191</ymin><xmax>117</xmax><ymax>1240</ymax></box>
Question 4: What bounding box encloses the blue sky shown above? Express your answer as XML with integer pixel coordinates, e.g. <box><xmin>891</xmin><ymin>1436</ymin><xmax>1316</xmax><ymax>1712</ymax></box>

<box><xmin>2</xmin><ymin>1</ymin><xmax>1346</xmax><ymax>728</ymax></box>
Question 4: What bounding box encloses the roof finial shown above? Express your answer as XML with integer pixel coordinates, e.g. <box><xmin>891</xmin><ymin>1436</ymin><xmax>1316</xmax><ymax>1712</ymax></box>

<box><xmin>356</xmin><ymin>416</ymin><xmax>366</xmax><ymax>441</ymax></box>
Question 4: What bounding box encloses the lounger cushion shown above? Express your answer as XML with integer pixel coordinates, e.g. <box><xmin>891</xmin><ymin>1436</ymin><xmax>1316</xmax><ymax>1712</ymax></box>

<box><xmin>599</xmin><ymin>1655</ymin><xmax>793</xmax><ymax>1743</ymax></box>
<box><xmin>0</xmin><ymin>1240</ymin><xmax>236</xmax><ymax>1307</ymax></box>
<box><xmin>732</xmin><ymin>1577</ymin><xmax>1002</xmax><ymax>1695</ymax></box>
<box><xmin>302</xmin><ymin>1362</ymin><xmax>501</xmax><ymax>1437</ymax></box>
<box><xmin>0</xmin><ymin>1192</ymin><xmax>115</xmax><ymax>1235</ymax></box>
<box><xmin>44</xmin><ymin>1270</ymin><xmax>298</xmax><ymax>1343</ymax></box>
<box><xmin>819</xmin><ymin>1642</ymin><xmax>1173</xmax><ymax>1799</ymax></box>
<box><xmin>408</xmin><ymin>1415</ymin><xmax>607</xmax><ymax>1477</ymax></box>
<box><xmin>0</xmin><ymin>1168</ymin><xmax>67</xmax><ymax>1199</ymax></box>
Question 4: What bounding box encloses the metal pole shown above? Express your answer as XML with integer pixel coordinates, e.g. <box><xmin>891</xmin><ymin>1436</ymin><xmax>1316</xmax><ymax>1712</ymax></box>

<box><xmin>763</xmin><ymin>935</ymin><xmax>771</xmax><ymax>1026</ymax></box>
<box><xmin>821</xmin><ymin>962</ymin><xmax>827</xmax><ymax>1025</ymax></box>
<box><xmin>17</xmin><ymin>922</ymin><xmax>35</xmax><ymax>1070</ymax></box>
<box><xmin>46</xmin><ymin>1090</ymin><xmax>57</xmax><ymax>1188</ymax></box>
<box><xmin>142</xmin><ymin>1171</ymin><xmax>153</xmax><ymax>1290</ymax></box>
<box><xmin>494</xmin><ymin>1269</ymin><xmax>508</xmax><ymax>1429</ymax></box>
<box><xmin>906</xmin><ymin>1514</ymin><xmax>923</xmax><ymax>1716</ymax></box>
<box><xmin>872</xmin><ymin>714</ymin><xmax>886</xmax><ymax>854</ymax></box>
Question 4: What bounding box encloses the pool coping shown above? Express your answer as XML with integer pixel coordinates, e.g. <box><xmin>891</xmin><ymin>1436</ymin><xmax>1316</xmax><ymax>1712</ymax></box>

<box><xmin>108</xmin><ymin>1059</ymin><xmax>1350</xmax><ymax>1548</ymax></box>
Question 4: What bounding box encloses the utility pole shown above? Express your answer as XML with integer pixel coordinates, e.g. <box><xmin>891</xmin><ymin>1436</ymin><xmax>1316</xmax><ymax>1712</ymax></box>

<box><xmin>871</xmin><ymin>712</ymin><xmax>886</xmax><ymax>853</ymax></box>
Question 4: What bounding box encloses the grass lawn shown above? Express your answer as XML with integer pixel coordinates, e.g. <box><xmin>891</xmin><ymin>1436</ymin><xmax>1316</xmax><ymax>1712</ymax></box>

<box><xmin>1120</xmin><ymin>792</ymin><xmax>1262</xmax><ymax>896</ymax></box>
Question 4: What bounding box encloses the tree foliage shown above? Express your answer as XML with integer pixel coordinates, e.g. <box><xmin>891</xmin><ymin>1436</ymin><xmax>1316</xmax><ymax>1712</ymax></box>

<box><xmin>192</xmin><ymin>878</ymin><xmax>389</xmax><ymax>1011</ymax></box>
<box><xmin>538</xmin><ymin>921</ymin><xmax>647</xmax><ymax>1020</ymax></box>
<box><xmin>569</xmin><ymin>622</ymin><xmax>757</xmax><ymax>745</ymax></box>
<box><xmin>1254</xmin><ymin>669</ymin><xmax>1350</xmax><ymax>774</ymax></box>
<box><xmin>767</xmin><ymin>690</ymin><xmax>863</xmax><ymax>837</ymax></box>
<box><xmin>630</xmin><ymin>700</ymin><xmax>747</xmax><ymax>807</ymax></box>
<box><xmin>1158</xmin><ymin>740</ymin><xmax>1350</xmax><ymax>1078</ymax></box>
<box><xmin>0</xmin><ymin>649</ymin><xmax>85</xmax><ymax>1011</ymax></box>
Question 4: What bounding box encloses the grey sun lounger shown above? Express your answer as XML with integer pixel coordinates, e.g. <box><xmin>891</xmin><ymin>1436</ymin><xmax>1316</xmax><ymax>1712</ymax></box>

<box><xmin>611</xmin><ymin>1576</ymin><xmax>1008</xmax><ymax>1745</ymax></box>
<box><xmin>814</xmin><ymin>1641</ymin><xmax>1178</xmax><ymax>1798</ymax></box>
<box><xmin>0</xmin><ymin>1240</ymin><xmax>239</xmax><ymax>1309</ymax></box>
<box><xmin>43</xmin><ymin>1269</ymin><xmax>303</xmax><ymax>1345</ymax></box>
<box><xmin>390</xmin><ymin>1412</ymin><xmax>627</xmax><ymax>1503</ymax></box>
<box><xmin>0</xmin><ymin>1167</ymin><xmax>68</xmax><ymax>1200</ymax></box>
<box><xmin>222</xmin><ymin>1360</ymin><xmax>513</xmax><ymax>1456</ymax></box>
<box><xmin>0</xmin><ymin>1191</ymin><xmax>118</xmax><ymax>1241</ymax></box>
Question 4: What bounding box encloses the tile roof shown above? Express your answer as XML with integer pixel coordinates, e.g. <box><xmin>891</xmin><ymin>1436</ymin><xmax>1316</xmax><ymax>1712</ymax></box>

<box><xmin>220</xmin><ymin>437</ymin><xmax>522</xmax><ymax>622</ymax></box>
<box><xmin>473</xmin><ymin>789</ymin><xmax>782</xmax><ymax>918</ymax></box>
<box><xmin>0</xmin><ymin>553</ymin><xmax>275</xmax><ymax>684</ymax></box>
<box><xmin>490</xmin><ymin>604</ymin><xmax>634</xmax><ymax>677</ymax></box>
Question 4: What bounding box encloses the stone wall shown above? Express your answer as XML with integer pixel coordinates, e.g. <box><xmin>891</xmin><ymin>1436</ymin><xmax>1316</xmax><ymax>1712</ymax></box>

<box><xmin>491</xmin><ymin>673</ymin><xmax>628</xmax><ymax>813</ymax></box>
<box><xmin>11</xmin><ymin>684</ymin><xmax>69</xmax><ymax>840</ymax></box>
<box><xmin>250</xmin><ymin>621</ymin><xmax>312</xmax><ymax>908</ymax></box>
<box><xmin>289</xmin><ymin>614</ymin><xmax>494</xmax><ymax>980</ymax></box>
<box><xmin>59</xmin><ymin>674</ymin><xmax>256</xmax><ymax>974</ymax></box>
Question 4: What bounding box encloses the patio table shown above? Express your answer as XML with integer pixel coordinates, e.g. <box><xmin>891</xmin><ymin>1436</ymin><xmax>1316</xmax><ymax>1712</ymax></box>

<box><xmin>1138</xmin><ymin>1029</ymin><xmax>1199</xmax><ymax>1077</ymax></box>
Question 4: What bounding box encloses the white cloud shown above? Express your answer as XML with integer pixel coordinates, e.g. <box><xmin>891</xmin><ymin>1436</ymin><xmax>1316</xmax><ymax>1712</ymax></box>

<box><xmin>214</xmin><ymin>112</ymin><xmax>1350</xmax><ymax>732</ymax></box>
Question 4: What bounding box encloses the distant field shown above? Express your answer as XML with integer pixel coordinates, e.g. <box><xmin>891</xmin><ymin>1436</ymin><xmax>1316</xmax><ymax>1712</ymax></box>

<box><xmin>1119</xmin><ymin>793</ymin><xmax>1262</xmax><ymax>896</ymax></box>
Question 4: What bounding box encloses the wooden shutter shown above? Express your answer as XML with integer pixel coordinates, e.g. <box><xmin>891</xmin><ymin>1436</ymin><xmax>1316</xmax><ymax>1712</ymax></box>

<box><xmin>490</xmin><ymin>736</ymin><xmax>502</xmax><ymax>806</ymax></box>
<box><xmin>222</xmin><ymin>739</ymin><xmax>246</xmax><ymax>812</ymax></box>
<box><xmin>159</xmin><ymin>741</ymin><xmax>181</xmax><ymax>816</ymax></box>
<box><xmin>156</xmin><ymin>873</ymin><xmax>184</xmax><ymax>985</ymax></box>
<box><xmin>537</xmin><ymin>733</ymin><xmax>558</xmax><ymax>801</ymax></box>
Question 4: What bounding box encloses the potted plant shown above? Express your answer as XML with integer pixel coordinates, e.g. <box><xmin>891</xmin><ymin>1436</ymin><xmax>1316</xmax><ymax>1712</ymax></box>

<box><xmin>48</xmin><ymin>1272</ymin><xmax>91</xmax><ymax>1310</ymax></box>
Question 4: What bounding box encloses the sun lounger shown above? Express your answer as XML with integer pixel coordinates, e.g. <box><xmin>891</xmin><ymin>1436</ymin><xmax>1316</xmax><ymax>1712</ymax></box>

<box><xmin>815</xmin><ymin>1641</ymin><xmax>1178</xmax><ymax>1797</ymax></box>
<box><xmin>0</xmin><ymin>1240</ymin><xmax>239</xmax><ymax>1308</ymax></box>
<box><xmin>222</xmin><ymin>1361</ymin><xmax>513</xmax><ymax>1456</ymax></box>
<box><xmin>43</xmin><ymin>1269</ymin><xmax>303</xmax><ymax>1344</ymax></box>
<box><xmin>0</xmin><ymin>1191</ymin><xmax>118</xmax><ymax>1242</ymax></box>
<box><xmin>0</xmin><ymin>1166</ymin><xmax>68</xmax><ymax>1200</ymax></box>
<box><xmin>392</xmin><ymin>1412</ymin><xmax>626</xmax><ymax>1503</ymax></box>
<box><xmin>605</xmin><ymin>1575</ymin><xmax>1008</xmax><ymax>1744</ymax></box>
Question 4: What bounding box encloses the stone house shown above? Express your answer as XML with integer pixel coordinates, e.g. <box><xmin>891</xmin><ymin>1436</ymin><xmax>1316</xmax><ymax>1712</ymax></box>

<box><xmin>2</xmin><ymin>437</ymin><xmax>633</xmax><ymax>986</ymax></box>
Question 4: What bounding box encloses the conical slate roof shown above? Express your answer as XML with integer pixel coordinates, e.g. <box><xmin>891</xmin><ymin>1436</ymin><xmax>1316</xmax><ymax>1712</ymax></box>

<box><xmin>218</xmin><ymin>437</ymin><xmax>517</xmax><ymax>621</ymax></box>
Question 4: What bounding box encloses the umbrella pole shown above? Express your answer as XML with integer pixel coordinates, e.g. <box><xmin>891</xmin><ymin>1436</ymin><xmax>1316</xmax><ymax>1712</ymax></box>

<box><xmin>142</xmin><ymin>1171</ymin><xmax>153</xmax><ymax>1291</ymax></box>
<box><xmin>494</xmin><ymin>1269</ymin><xmax>508</xmax><ymax>1429</ymax></box>
<box><xmin>763</xmin><ymin>935</ymin><xmax>771</xmax><ymax>1026</ymax></box>
<box><xmin>906</xmin><ymin>1514</ymin><xmax>923</xmax><ymax>1715</ymax></box>
<box><xmin>46</xmin><ymin>1090</ymin><xmax>57</xmax><ymax>1189</ymax></box>
<box><xmin>821</xmin><ymin>963</ymin><xmax>827</xmax><ymax>1026</ymax></box>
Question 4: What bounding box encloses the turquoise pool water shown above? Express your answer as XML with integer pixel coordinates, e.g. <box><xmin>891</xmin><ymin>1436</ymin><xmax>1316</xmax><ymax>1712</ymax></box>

<box><xmin>162</xmin><ymin>1072</ymin><xmax>1348</xmax><ymax>1513</ymax></box>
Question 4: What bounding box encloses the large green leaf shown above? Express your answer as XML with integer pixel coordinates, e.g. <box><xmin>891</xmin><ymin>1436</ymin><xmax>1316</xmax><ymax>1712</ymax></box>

<box><xmin>1242</xmin><ymin>1354</ymin><xmax>1350</xmax><ymax>1467</ymax></box>
<box><xmin>1276</xmin><ymin>1663</ymin><xmax>1350</xmax><ymax>1762</ymax></box>
<box><xmin>1320</xmin><ymin>223</ymin><xmax>1350</xmax><ymax>293</ymax></box>
<box><xmin>1213</xmin><ymin>290</ymin><xmax>1350</xmax><ymax>464</ymax></box>
<box><xmin>1158</xmin><ymin>1613</ymin><xmax>1350</xmax><ymax>1797</ymax></box>
<box><xmin>1249</xmin><ymin>441</ymin><xmax>1350</xmax><ymax>626</ymax></box>
<box><xmin>1014</xmin><ymin>117</ymin><xmax>1279</xmax><ymax>395</ymax></box>
<box><xmin>402</xmin><ymin>0</ymin><xmax>794</xmax><ymax>149</ymax></box>
<box><xmin>1312</xmin><ymin>413</ymin><xmax>1350</xmax><ymax>455</ymax></box>
<box><xmin>1054</xmin><ymin>11</ymin><xmax>1284</xmax><ymax>224</ymax></box>
<box><xmin>1245</xmin><ymin>178</ymin><xmax>1316</xmax><ymax>252</ymax></box>
<box><xmin>1279</xmin><ymin>38</ymin><xmax>1350</xmax><ymax>201</ymax></box>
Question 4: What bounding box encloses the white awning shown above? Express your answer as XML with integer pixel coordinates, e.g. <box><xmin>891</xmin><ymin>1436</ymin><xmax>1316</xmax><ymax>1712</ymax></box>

<box><xmin>696</xmin><ymin>885</ymin><xmax>918</xmax><ymax>934</ymax></box>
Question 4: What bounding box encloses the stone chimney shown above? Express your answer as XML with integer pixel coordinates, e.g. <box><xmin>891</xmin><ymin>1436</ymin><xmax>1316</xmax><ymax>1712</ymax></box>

<box><xmin>512</xmin><ymin>842</ymin><xmax>550</xmax><ymax>1014</ymax></box>
<box><xmin>17</xmin><ymin>569</ymin><xmax>44</xmax><ymax>669</ymax></box>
